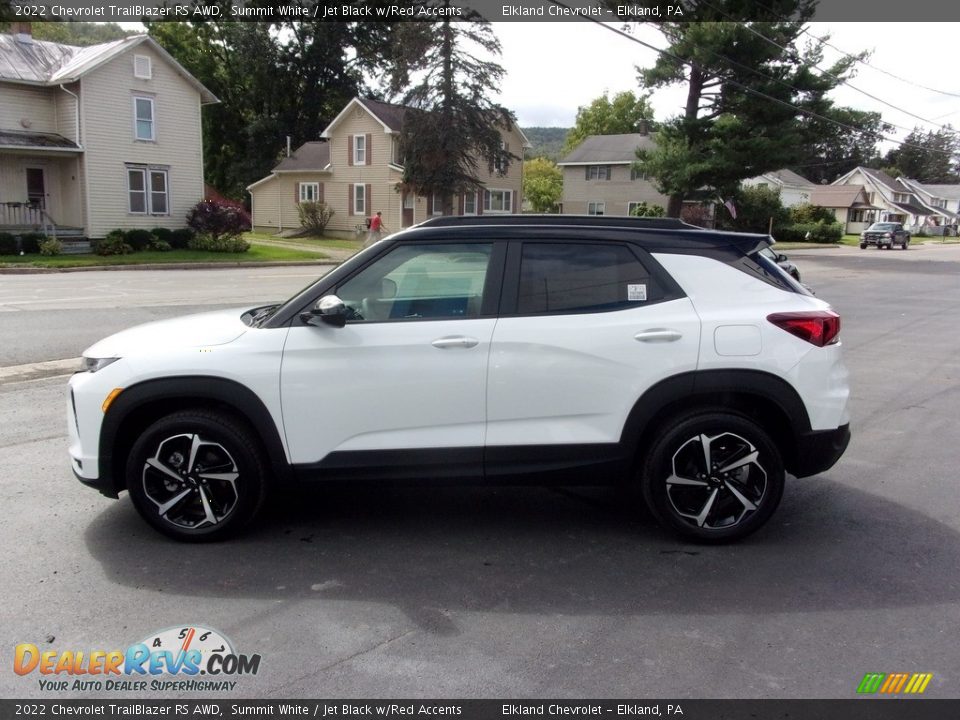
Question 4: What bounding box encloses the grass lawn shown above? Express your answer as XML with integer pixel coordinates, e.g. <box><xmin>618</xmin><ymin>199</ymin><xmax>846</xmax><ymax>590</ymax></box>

<box><xmin>244</xmin><ymin>231</ymin><xmax>363</xmax><ymax>252</ymax></box>
<box><xmin>0</xmin><ymin>244</ymin><xmax>325</xmax><ymax>269</ymax></box>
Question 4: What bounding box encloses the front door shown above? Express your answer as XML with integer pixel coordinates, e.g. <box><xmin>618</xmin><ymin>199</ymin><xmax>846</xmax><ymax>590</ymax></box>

<box><xmin>26</xmin><ymin>168</ymin><xmax>46</xmax><ymax>209</ymax></box>
<box><xmin>280</xmin><ymin>241</ymin><xmax>502</xmax><ymax>477</ymax></box>
<box><xmin>402</xmin><ymin>192</ymin><xmax>414</xmax><ymax>228</ymax></box>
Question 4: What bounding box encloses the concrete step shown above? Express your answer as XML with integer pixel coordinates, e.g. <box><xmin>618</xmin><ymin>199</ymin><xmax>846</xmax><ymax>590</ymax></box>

<box><xmin>60</xmin><ymin>240</ymin><xmax>91</xmax><ymax>255</ymax></box>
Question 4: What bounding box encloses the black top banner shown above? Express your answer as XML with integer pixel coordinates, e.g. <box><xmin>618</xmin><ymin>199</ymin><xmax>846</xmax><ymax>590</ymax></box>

<box><xmin>2</xmin><ymin>0</ymin><xmax>960</xmax><ymax>23</ymax></box>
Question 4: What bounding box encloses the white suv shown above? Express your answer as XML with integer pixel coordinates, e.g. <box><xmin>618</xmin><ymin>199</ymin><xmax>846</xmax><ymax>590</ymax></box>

<box><xmin>68</xmin><ymin>216</ymin><xmax>850</xmax><ymax>543</ymax></box>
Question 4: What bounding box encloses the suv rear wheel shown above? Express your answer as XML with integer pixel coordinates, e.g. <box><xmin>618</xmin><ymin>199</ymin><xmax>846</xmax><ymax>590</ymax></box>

<box><xmin>126</xmin><ymin>410</ymin><xmax>267</xmax><ymax>542</ymax></box>
<box><xmin>641</xmin><ymin>411</ymin><xmax>785</xmax><ymax>542</ymax></box>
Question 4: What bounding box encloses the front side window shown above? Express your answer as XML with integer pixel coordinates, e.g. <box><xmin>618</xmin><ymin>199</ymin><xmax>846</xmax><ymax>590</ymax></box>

<box><xmin>484</xmin><ymin>189</ymin><xmax>512</xmax><ymax>214</ymax></box>
<box><xmin>588</xmin><ymin>201</ymin><xmax>605</xmax><ymax>216</ymax></box>
<box><xmin>463</xmin><ymin>191</ymin><xmax>477</xmax><ymax>215</ymax></box>
<box><xmin>300</xmin><ymin>182</ymin><xmax>319</xmax><ymax>202</ymax></box>
<box><xmin>517</xmin><ymin>242</ymin><xmax>661</xmax><ymax>315</ymax></box>
<box><xmin>338</xmin><ymin>243</ymin><xmax>493</xmax><ymax>322</ymax></box>
<box><xmin>134</xmin><ymin>97</ymin><xmax>154</xmax><ymax>141</ymax></box>
<box><xmin>586</xmin><ymin>165</ymin><xmax>610</xmax><ymax>181</ymax></box>
<box><xmin>432</xmin><ymin>193</ymin><xmax>444</xmax><ymax>215</ymax></box>
<box><xmin>353</xmin><ymin>184</ymin><xmax>366</xmax><ymax>215</ymax></box>
<box><xmin>128</xmin><ymin>167</ymin><xmax>168</xmax><ymax>215</ymax></box>
<box><xmin>354</xmin><ymin>135</ymin><xmax>366</xmax><ymax>165</ymax></box>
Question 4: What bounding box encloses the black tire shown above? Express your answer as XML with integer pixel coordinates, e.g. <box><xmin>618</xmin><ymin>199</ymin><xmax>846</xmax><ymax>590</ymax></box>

<box><xmin>859</xmin><ymin>243</ymin><xmax>867</xmax><ymax>249</ymax></box>
<box><xmin>902</xmin><ymin>238</ymin><xmax>910</xmax><ymax>250</ymax></box>
<box><xmin>640</xmin><ymin>410</ymin><xmax>785</xmax><ymax>543</ymax></box>
<box><xmin>126</xmin><ymin>410</ymin><xmax>268</xmax><ymax>542</ymax></box>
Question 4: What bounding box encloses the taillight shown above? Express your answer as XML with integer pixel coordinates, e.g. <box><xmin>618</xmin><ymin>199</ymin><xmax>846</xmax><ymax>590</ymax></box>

<box><xmin>767</xmin><ymin>311</ymin><xmax>841</xmax><ymax>347</ymax></box>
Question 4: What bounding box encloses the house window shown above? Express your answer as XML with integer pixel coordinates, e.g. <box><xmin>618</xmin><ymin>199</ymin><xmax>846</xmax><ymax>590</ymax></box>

<box><xmin>588</xmin><ymin>201</ymin><xmax>605</xmax><ymax>216</ymax></box>
<box><xmin>432</xmin><ymin>192</ymin><xmax>444</xmax><ymax>215</ymax></box>
<box><xmin>483</xmin><ymin>189</ymin><xmax>512</xmax><ymax>214</ymax></box>
<box><xmin>134</xmin><ymin>54</ymin><xmax>152</xmax><ymax>80</ymax></box>
<box><xmin>353</xmin><ymin>183</ymin><xmax>366</xmax><ymax>215</ymax></box>
<box><xmin>463</xmin><ymin>191</ymin><xmax>478</xmax><ymax>215</ymax></box>
<box><xmin>630</xmin><ymin>168</ymin><xmax>647</xmax><ymax>181</ymax></box>
<box><xmin>127</xmin><ymin>167</ymin><xmax>168</xmax><ymax>215</ymax></box>
<box><xmin>586</xmin><ymin>165</ymin><xmax>610</xmax><ymax>181</ymax></box>
<box><xmin>494</xmin><ymin>140</ymin><xmax>507</xmax><ymax>175</ymax></box>
<box><xmin>133</xmin><ymin>97</ymin><xmax>155</xmax><ymax>141</ymax></box>
<box><xmin>354</xmin><ymin>135</ymin><xmax>366</xmax><ymax>165</ymax></box>
<box><xmin>300</xmin><ymin>182</ymin><xmax>320</xmax><ymax>203</ymax></box>
<box><xmin>894</xmin><ymin>193</ymin><xmax>910</xmax><ymax>203</ymax></box>
<box><xmin>848</xmin><ymin>209</ymin><xmax>866</xmax><ymax>223</ymax></box>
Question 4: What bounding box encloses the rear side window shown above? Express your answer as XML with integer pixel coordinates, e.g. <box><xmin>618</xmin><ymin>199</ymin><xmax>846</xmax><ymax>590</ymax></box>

<box><xmin>517</xmin><ymin>242</ymin><xmax>664</xmax><ymax>315</ymax></box>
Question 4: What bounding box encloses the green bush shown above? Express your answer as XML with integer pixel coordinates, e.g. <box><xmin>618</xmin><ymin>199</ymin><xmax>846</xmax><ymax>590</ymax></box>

<box><xmin>629</xmin><ymin>202</ymin><xmax>666</xmax><ymax>218</ymax></box>
<box><xmin>19</xmin><ymin>233</ymin><xmax>45</xmax><ymax>254</ymax></box>
<box><xmin>151</xmin><ymin>227</ymin><xmax>174</xmax><ymax>244</ymax></box>
<box><xmin>95</xmin><ymin>230</ymin><xmax>133</xmax><ymax>256</ymax></box>
<box><xmin>777</xmin><ymin>221</ymin><xmax>843</xmax><ymax>244</ymax></box>
<box><xmin>188</xmin><ymin>233</ymin><xmax>250</xmax><ymax>253</ymax></box>
<box><xmin>297</xmin><ymin>201</ymin><xmax>334</xmax><ymax>236</ymax></box>
<box><xmin>789</xmin><ymin>203</ymin><xmax>836</xmax><ymax>225</ymax></box>
<box><xmin>169</xmin><ymin>228</ymin><xmax>194</xmax><ymax>250</ymax></box>
<box><xmin>0</xmin><ymin>232</ymin><xmax>16</xmax><ymax>255</ymax></box>
<box><xmin>39</xmin><ymin>238</ymin><xmax>63</xmax><ymax>256</ymax></box>
<box><xmin>125</xmin><ymin>229</ymin><xmax>154</xmax><ymax>252</ymax></box>
<box><xmin>150</xmin><ymin>239</ymin><xmax>173</xmax><ymax>252</ymax></box>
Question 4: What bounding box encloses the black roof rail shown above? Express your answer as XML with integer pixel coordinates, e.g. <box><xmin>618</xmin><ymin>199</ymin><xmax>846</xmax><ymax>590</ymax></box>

<box><xmin>417</xmin><ymin>214</ymin><xmax>699</xmax><ymax>231</ymax></box>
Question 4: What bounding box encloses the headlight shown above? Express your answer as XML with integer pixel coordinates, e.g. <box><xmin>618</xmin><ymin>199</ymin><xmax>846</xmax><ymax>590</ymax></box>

<box><xmin>883</xmin><ymin>232</ymin><xmax>892</xmax><ymax>238</ymax></box>
<box><xmin>860</xmin><ymin>232</ymin><xmax>866</xmax><ymax>238</ymax></box>
<box><xmin>81</xmin><ymin>357</ymin><xmax>119</xmax><ymax>373</ymax></box>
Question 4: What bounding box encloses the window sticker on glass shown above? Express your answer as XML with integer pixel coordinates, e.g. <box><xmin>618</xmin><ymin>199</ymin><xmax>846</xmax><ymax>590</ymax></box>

<box><xmin>628</xmin><ymin>284</ymin><xmax>648</xmax><ymax>302</ymax></box>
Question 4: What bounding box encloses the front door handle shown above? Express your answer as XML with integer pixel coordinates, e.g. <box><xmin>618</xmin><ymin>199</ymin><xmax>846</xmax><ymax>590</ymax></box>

<box><xmin>634</xmin><ymin>329</ymin><xmax>682</xmax><ymax>343</ymax></box>
<box><xmin>432</xmin><ymin>336</ymin><xmax>479</xmax><ymax>349</ymax></box>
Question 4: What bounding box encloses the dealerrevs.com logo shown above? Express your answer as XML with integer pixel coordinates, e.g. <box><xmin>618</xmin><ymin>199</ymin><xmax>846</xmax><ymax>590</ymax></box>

<box><xmin>14</xmin><ymin>625</ymin><xmax>261</xmax><ymax>692</ymax></box>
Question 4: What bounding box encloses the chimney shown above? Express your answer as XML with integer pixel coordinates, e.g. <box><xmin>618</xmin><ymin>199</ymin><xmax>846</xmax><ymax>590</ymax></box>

<box><xmin>286</xmin><ymin>136</ymin><xmax>291</xmax><ymax>158</ymax></box>
<box><xmin>638</xmin><ymin>118</ymin><xmax>650</xmax><ymax>136</ymax></box>
<box><xmin>12</xmin><ymin>22</ymin><xmax>33</xmax><ymax>44</ymax></box>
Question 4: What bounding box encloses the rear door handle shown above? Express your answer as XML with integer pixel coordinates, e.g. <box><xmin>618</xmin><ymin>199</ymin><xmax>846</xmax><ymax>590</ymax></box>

<box><xmin>432</xmin><ymin>336</ymin><xmax>479</xmax><ymax>349</ymax></box>
<box><xmin>634</xmin><ymin>329</ymin><xmax>682</xmax><ymax>343</ymax></box>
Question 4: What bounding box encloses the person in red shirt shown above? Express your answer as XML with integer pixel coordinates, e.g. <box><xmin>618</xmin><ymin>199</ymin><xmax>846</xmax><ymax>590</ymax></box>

<box><xmin>365</xmin><ymin>211</ymin><xmax>387</xmax><ymax>247</ymax></box>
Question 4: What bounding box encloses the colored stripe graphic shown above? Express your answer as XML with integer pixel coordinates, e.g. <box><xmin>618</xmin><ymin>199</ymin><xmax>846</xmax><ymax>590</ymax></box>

<box><xmin>857</xmin><ymin>672</ymin><xmax>932</xmax><ymax>694</ymax></box>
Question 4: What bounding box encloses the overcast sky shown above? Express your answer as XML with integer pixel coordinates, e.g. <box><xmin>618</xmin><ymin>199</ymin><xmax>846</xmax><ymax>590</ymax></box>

<box><xmin>494</xmin><ymin>21</ymin><xmax>960</xmax><ymax>150</ymax></box>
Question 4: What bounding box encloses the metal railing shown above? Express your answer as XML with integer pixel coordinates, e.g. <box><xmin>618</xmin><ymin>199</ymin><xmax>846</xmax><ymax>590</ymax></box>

<box><xmin>0</xmin><ymin>202</ymin><xmax>57</xmax><ymax>239</ymax></box>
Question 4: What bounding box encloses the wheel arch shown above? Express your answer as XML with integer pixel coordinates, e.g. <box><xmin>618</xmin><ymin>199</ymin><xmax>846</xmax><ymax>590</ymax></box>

<box><xmin>621</xmin><ymin>370</ymin><xmax>812</xmax><ymax>477</ymax></box>
<box><xmin>98</xmin><ymin>376</ymin><xmax>291</xmax><ymax>496</ymax></box>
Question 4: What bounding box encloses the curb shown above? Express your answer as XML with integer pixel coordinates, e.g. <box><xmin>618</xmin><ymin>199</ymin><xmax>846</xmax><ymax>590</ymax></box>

<box><xmin>0</xmin><ymin>357</ymin><xmax>79</xmax><ymax>385</ymax></box>
<box><xmin>0</xmin><ymin>259</ymin><xmax>341</xmax><ymax>275</ymax></box>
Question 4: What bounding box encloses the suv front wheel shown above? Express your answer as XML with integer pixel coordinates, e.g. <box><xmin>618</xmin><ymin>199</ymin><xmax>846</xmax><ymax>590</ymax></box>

<box><xmin>126</xmin><ymin>410</ymin><xmax>267</xmax><ymax>542</ymax></box>
<box><xmin>641</xmin><ymin>411</ymin><xmax>785</xmax><ymax>542</ymax></box>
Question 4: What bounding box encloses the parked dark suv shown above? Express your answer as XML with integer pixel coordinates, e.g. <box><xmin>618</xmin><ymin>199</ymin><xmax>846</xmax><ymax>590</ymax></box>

<box><xmin>860</xmin><ymin>222</ymin><xmax>910</xmax><ymax>250</ymax></box>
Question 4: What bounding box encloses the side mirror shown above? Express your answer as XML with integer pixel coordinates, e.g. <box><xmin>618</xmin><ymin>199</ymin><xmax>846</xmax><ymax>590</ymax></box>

<box><xmin>777</xmin><ymin>253</ymin><xmax>788</xmax><ymax>263</ymax></box>
<box><xmin>300</xmin><ymin>295</ymin><xmax>347</xmax><ymax>328</ymax></box>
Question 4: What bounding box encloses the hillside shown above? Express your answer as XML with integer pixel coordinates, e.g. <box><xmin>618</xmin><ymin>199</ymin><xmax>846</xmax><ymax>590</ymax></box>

<box><xmin>522</xmin><ymin>127</ymin><xmax>570</xmax><ymax>162</ymax></box>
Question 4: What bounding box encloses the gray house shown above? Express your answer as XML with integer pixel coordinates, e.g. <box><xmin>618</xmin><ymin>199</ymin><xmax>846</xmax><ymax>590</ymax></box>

<box><xmin>557</xmin><ymin>133</ymin><xmax>669</xmax><ymax>216</ymax></box>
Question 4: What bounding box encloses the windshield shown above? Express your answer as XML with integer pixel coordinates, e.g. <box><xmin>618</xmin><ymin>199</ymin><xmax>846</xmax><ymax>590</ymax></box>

<box><xmin>867</xmin><ymin>223</ymin><xmax>899</xmax><ymax>231</ymax></box>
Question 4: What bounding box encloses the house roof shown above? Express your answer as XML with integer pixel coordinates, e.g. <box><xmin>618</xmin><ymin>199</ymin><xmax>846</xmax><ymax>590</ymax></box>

<box><xmin>766</xmin><ymin>168</ymin><xmax>815</xmax><ymax>187</ymax></box>
<box><xmin>858</xmin><ymin>166</ymin><xmax>901</xmax><ymax>192</ymax></box>
<box><xmin>892</xmin><ymin>201</ymin><xmax>934</xmax><ymax>216</ymax></box>
<box><xmin>0</xmin><ymin>33</ymin><xmax>218</xmax><ymax>104</ymax></box>
<box><xmin>809</xmin><ymin>184</ymin><xmax>867</xmax><ymax>207</ymax></box>
<box><xmin>908</xmin><ymin>181</ymin><xmax>960</xmax><ymax>201</ymax></box>
<box><xmin>0</xmin><ymin>128</ymin><xmax>81</xmax><ymax>150</ymax></box>
<box><xmin>272</xmin><ymin>141</ymin><xmax>331</xmax><ymax>172</ymax></box>
<box><xmin>558</xmin><ymin>133</ymin><xmax>656</xmax><ymax>165</ymax></box>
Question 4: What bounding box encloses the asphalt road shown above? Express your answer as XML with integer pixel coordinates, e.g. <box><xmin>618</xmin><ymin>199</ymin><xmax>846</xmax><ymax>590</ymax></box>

<box><xmin>1</xmin><ymin>245</ymin><xmax>959</xmax><ymax>700</ymax></box>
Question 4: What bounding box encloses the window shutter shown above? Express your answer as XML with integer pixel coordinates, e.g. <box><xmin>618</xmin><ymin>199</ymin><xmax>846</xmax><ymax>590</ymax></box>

<box><xmin>365</xmin><ymin>184</ymin><xmax>372</xmax><ymax>215</ymax></box>
<box><xmin>427</xmin><ymin>194</ymin><xmax>433</xmax><ymax>215</ymax></box>
<box><xmin>512</xmin><ymin>190</ymin><xmax>518</xmax><ymax>214</ymax></box>
<box><xmin>347</xmin><ymin>136</ymin><xmax>354</xmax><ymax>166</ymax></box>
<box><xmin>458</xmin><ymin>194</ymin><xmax>464</xmax><ymax>215</ymax></box>
<box><xmin>365</xmin><ymin>133</ymin><xmax>372</xmax><ymax>166</ymax></box>
<box><xmin>295</xmin><ymin>183</ymin><xmax>300</xmax><ymax>203</ymax></box>
<box><xmin>348</xmin><ymin>185</ymin><xmax>354</xmax><ymax>215</ymax></box>
<box><xmin>585</xmin><ymin>167</ymin><xmax>590</xmax><ymax>180</ymax></box>
<box><xmin>318</xmin><ymin>183</ymin><xmax>324</xmax><ymax>203</ymax></box>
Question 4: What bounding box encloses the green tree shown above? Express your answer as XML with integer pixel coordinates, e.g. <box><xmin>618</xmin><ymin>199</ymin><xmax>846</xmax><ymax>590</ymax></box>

<box><xmin>717</xmin><ymin>185</ymin><xmax>789</xmax><ymax>234</ymax></box>
<box><xmin>628</xmin><ymin>2</ymin><xmax>863</xmax><ymax>217</ymax></box>
<box><xmin>398</xmin><ymin>2</ymin><xmax>516</xmax><ymax>215</ymax></box>
<box><xmin>882</xmin><ymin>126</ymin><xmax>959</xmax><ymax>183</ymax></box>
<box><xmin>523</xmin><ymin>158</ymin><xmax>563</xmax><ymax>213</ymax></box>
<box><xmin>563</xmin><ymin>91</ymin><xmax>655</xmax><ymax>154</ymax></box>
<box><xmin>27</xmin><ymin>22</ymin><xmax>132</xmax><ymax>45</ymax></box>
<box><xmin>796</xmin><ymin>108</ymin><xmax>890</xmax><ymax>184</ymax></box>
<box><xmin>629</xmin><ymin>202</ymin><xmax>666</xmax><ymax>217</ymax></box>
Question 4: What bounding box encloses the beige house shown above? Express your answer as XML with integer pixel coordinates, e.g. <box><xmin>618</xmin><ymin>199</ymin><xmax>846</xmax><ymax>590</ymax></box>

<box><xmin>742</xmin><ymin>168</ymin><xmax>816</xmax><ymax>207</ymax></box>
<box><xmin>0</xmin><ymin>25</ymin><xmax>217</xmax><ymax>240</ymax></box>
<box><xmin>248</xmin><ymin>97</ymin><xmax>529</xmax><ymax>237</ymax></box>
<box><xmin>557</xmin><ymin>133</ymin><xmax>669</xmax><ymax>216</ymax></box>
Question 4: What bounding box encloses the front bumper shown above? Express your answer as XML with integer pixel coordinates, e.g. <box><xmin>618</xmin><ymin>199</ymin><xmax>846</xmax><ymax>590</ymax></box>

<box><xmin>790</xmin><ymin>423</ymin><xmax>851</xmax><ymax>478</ymax></box>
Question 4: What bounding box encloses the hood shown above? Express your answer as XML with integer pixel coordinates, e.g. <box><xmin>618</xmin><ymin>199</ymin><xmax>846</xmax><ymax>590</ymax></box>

<box><xmin>83</xmin><ymin>308</ymin><xmax>250</xmax><ymax>359</ymax></box>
